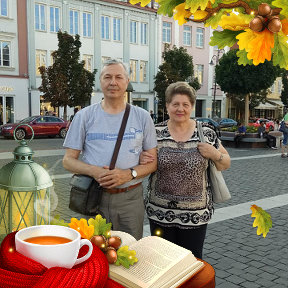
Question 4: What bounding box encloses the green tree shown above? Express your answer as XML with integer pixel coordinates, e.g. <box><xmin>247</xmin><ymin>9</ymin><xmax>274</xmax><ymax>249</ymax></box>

<box><xmin>39</xmin><ymin>31</ymin><xmax>96</xmax><ymax>120</ymax></box>
<box><xmin>281</xmin><ymin>70</ymin><xmax>288</xmax><ymax>107</ymax></box>
<box><xmin>215</xmin><ymin>49</ymin><xmax>281</xmax><ymax>123</ymax></box>
<box><xmin>154</xmin><ymin>45</ymin><xmax>200</xmax><ymax>117</ymax></box>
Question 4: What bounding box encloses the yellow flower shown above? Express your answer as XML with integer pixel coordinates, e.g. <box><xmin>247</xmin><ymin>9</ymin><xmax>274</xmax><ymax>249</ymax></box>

<box><xmin>69</xmin><ymin>218</ymin><xmax>94</xmax><ymax>240</ymax></box>
<box><xmin>219</xmin><ymin>13</ymin><xmax>253</xmax><ymax>31</ymax></box>
<box><xmin>173</xmin><ymin>3</ymin><xmax>192</xmax><ymax>26</ymax></box>
<box><xmin>129</xmin><ymin>0</ymin><xmax>151</xmax><ymax>7</ymax></box>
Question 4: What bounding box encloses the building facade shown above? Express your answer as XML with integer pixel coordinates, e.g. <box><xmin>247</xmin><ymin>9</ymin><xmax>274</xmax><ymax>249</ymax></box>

<box><xmin>160</xmin><ymin>15</ymin><xmax>226</xmax><ymax>118</ymax></box>
<box><xmin>27</xmin><ymin>0</ymin><xmax>158</xmax><ymax>120</ymax></box>
<box><xmin>0</xmin><ymin>0</ymin><xmax>29</xmax><ymax>125</ymax></box>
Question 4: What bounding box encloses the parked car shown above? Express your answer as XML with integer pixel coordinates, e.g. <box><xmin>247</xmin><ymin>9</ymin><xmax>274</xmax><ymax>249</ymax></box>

<box><xmin>215</xmin><ymin>118</ymin><xmax>237</xmax><ymax>128</ymax></box>
<box><xmin>194</xmin><ymin>117</ymin><xmax>221</xmax><ymax>137</ymax></box>
<box><xmin>248</xmin><ymin>118</ymin><xmax>274</xmax><ymax>131</ymax></box>
<box><xmin>0</xmin><ymin>115</ymin><xmax>68</xmax><ymax>140</ymax></box>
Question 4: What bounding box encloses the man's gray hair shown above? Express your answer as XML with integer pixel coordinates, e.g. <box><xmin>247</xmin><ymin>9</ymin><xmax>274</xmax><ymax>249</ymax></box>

<box><xmin>100</xmin><ymin>59</ymin><xmax>129</xmax><ymax>78</ymax></box>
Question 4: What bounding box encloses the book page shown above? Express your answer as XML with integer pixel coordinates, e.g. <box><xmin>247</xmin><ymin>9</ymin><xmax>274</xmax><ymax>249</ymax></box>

<box><xmin>109</xmin><ymin>236</ymin><xmax>200</xmax><ymax>288</ymax></box>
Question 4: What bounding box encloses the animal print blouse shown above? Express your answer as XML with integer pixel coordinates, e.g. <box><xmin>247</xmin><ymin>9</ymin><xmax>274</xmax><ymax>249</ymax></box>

<box><xmin>146</xmin><ymin>120</ymin><xmax>220</xmax><ymax>228</ymax></box>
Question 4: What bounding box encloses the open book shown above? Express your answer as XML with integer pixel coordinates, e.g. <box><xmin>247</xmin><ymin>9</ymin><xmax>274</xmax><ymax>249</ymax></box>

<box><xmin>109</xmin><ymin>231</ymin><xmax>204</xmax><ymax>288</ymax></box>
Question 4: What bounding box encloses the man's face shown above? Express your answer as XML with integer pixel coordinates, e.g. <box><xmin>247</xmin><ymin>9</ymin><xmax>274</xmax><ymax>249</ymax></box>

<box><xmin>100</xmin><ymin>64</ymin><xmax>129</xmax><ymax>99</ymax></box>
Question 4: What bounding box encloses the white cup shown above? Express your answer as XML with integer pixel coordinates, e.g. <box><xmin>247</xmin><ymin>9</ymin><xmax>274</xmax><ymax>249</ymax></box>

<box><xmin>15</xmin><ymin>225</ymin><xmax>93</xmax><ymax>269</ymax></box>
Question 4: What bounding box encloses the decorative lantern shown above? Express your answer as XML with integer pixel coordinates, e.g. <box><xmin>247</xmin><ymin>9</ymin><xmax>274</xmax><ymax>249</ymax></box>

<box><xmin>0</xmin><ymin>125</ymin><xmax>53</xmax><ymax>240</ymax></box>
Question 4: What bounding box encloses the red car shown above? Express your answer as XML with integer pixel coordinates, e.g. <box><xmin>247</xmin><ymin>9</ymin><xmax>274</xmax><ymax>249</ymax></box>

<box><xmin>248</xmin><ymin>118</ymin><xmax>274</xmax><ymax>131</ymax></box>
<box><xmin>0</xmin><ymin>115</ymin><xmax>68</xmax><ymax>140</ymax></box>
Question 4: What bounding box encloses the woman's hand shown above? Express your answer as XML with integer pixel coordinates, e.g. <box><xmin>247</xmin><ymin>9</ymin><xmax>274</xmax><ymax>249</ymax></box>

<box><xmin>140</xmin><ymin>151</ymin><xmax>155</xmax><ymax>165</ymax></box>
<box><xmin>197</xmin><ymin>143</ymin><xmax>231</xmax><ymax>171</ymax></box>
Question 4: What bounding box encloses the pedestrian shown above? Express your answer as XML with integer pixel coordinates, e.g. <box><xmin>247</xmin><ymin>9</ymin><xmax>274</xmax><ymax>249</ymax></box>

<box><xmin>274</xmin><ymin>119</ymin><xmax>280</xmax><ymax>131</ymax></box>
<box><xmin>234</xmin><ymin>122</ymin><xmax>246</xmax><ymax>148</ymax></box>
<box><xmin>279</xmin><ymin>120</ymin><xmax>288</xmax><ymax>157</ymax></box>
<box><xmin>257</xmin><ymin>121</ymin><xmax>277</xmax><ymax>149</ymax></box>
<box><xmin>66</xmin><ymin>107</ymin><xmax>79</xmax><ymax>130</ymax></box>
<box><xmin>150</xmin><ymin>110</ymin><xmax>155</xmax><ymax>123</ymax></box>
<box><xmin>62</xmin><ymin>59</ymin><xmax>157</xmax><ymax>240</ymax></box>
<box><xmin>140</xmin><ymin>82</ymin><xmax>231</xmax><ymax>259</ymax></box>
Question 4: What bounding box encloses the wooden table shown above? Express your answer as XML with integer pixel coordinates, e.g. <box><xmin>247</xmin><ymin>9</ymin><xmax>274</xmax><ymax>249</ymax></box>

<box><xmin>180</xmin><ymin>259</ymin><xmax>215</xmax><ymax>288</ymax></box>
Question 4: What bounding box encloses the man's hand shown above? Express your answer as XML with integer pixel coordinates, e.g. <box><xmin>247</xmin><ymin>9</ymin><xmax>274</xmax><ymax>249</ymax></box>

<box><xmin>97</xmin><ymin>166</ymin><xmax>131</xmax><ymax>188</ymax></box>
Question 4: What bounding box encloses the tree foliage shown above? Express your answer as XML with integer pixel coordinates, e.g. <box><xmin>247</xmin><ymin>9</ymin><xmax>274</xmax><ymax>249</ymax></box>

<box><xmin>39</xmin><ymin>31</ymin><xmax>96</xmax><ymax>119</ymax></box>
<box><xmin>215</xmin><ymin>49</ymin><xmax>281</xmax><ymax>119</ymax></box>
<box><xmin>281</xmin><ymin>70</ymin><xmax>288</xmax><ymax>107</ymax></box>
<box><xmin>154</xmin><ymin>45</ymin><xmax>200</xmax><ymax>113</ymax></box>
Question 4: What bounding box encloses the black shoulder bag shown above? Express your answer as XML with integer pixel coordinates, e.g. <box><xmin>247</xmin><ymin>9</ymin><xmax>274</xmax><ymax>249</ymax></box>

<box><xmin>69</xmin><ymin>104</ymin><xmax>131</xmax><ymax>216</ymax></box>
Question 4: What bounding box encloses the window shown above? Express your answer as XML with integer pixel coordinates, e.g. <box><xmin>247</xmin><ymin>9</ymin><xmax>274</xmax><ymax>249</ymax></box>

<box><xmin>196</xmin><ymin>27</ymin><xmax>204</xmax><ymax>48</ymax></box>
<box><xmin>50</xmin><ymin>7</ymin><xmax>60</xmax><ymax>32</ymax></box>
<box><xmin>130</xmin><ymin>21</ymin><xmax>137</xmax><ymax>44</ymax></box>
<box><xmin>0</xmin><ymin>0</ymin><xmax>8</xmax><ymax>16</ymax></box>
<box><xmin>140</xmin><ymin>61</ymin><xmax>147</xmax><ymax>82</ymax></box>
<box><xmin>83</xmin><ymin>55</ymin><xmax>93</xmax><ymax>72</ymax></box>
<box><xmin>36</xmin><ymin>50</ymin><xmax>46</xmax><ymax>75</ymax></box>
<box><xmin>102</xmin><ymin>56</ymin><xmax>111</xmax><ymax>67</ymax></box>
<box><xmin>130</xmin><ymin>60</ymin><xmax>137</xmax><ymax>82</ymax></box>
<box><xmin>113</xmin><ymin>18</ymin><xmax>121</xmax><ymax>41</ymax></box>
<box><xmin>195</xmin><ymin>64</ymin><xmax>204</xmax><ymax>85</ymax></box>
<box><xmin>69</xmin><ymin>10</ymin><xmax>79</xmax><ymax>35</ymax></box>
<box><xmin>140</xmin><ymin>22</ymin><xmax>147</xmax><ymax>45</ymax></box>
<box><xmin>0</xmin><ymin>41</ymin><xmax>10</xmax><ymax>66</ymax></box>
<box><xmin>83</xmin><ymin>12</ymin><xmax>92</xmax><ymax>37</ymax></box>
<box><xmin>162</xmin><ymin>22</ymin><xmax>171</xmax><ymax>43</ymax></box>
<box><xmin>35</xmin><ymin>4</ymin><xmax>46</xmax><ymax>31</ymax></box>
<box><xmin>183</xmin><ymin>25</ymin><xmax>191</xmax><ymax>46</ymax></box>
<box><xmin>101</xmin><ymin>16</ymin><xmax>110</xmax><ymax>40</ymax></box>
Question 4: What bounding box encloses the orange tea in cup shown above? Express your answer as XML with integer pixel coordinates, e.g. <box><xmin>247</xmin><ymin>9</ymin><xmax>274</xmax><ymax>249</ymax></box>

<box><xmin>24</xmin><ymin>236</ymin><xmax>72</xmax><ymax>245</ymax></box>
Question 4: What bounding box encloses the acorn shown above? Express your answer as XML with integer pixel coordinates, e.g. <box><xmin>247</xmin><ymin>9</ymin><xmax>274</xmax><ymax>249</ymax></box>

<box><xmin>249</xmin><ymin>16</ymin><xmax>266</xmax><ymax>32</ymax></box>
<box><xmin>258</xmin><ymin>3</ymin><xmax>272</xmax><ymax>17</ymax></box>
<box><xmin>90</xmin><ymin>235</ymin><xmax>107</xmax><ymax>251</ymax></box>
<box><xmin>106</xmin><ymin>247</ymin><xmax>118</xmax><ymax>264</ymax></box>
<box><xmin>107</xmin><ymin>236</ymin><xmax>122</xmax><ymax>250</ymax></box>
<box><xmin>267</xmin><ymin>17</ymin><xmax>282</xmax><ymax>33</ymax></box>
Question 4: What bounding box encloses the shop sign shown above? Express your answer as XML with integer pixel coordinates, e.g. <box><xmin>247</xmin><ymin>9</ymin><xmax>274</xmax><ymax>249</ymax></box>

<box><xmin>0</xmin><ymin>86</ymin><xmax>14</xmax><ymax>92</ymax></box>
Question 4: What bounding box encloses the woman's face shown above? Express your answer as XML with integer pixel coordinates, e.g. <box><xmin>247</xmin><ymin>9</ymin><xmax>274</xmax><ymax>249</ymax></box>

<box><xmin>166</xmin><ymin>94</ymin><xmax>193</xmax><ymax>124</ymax></box>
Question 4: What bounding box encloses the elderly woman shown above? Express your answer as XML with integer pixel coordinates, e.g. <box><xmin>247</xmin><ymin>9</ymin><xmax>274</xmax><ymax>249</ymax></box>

<box><xmin>142</xmin><ymin>82</ymin><xmax>230</xmax><ymax>259</ymax></box>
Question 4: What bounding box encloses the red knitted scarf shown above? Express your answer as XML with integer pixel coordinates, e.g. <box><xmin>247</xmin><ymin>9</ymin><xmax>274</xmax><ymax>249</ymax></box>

<box><xmin>0</xmin><ymin>232</ymin><xmax>124</xmax><ymax>288</ymax></box>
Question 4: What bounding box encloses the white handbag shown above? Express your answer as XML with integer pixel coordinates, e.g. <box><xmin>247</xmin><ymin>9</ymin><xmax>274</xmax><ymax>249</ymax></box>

<box><xmin>197</xmin><ymin>121</ymin><xmax>231</xmax><ymax>203</ymax></box>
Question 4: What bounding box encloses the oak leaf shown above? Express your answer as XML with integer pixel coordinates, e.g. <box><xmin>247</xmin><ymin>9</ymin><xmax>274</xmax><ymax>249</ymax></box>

<box><xmin>185</xmin><ymin>0</ymin><xmax>214</xmax><ymax>13</ymax></box>
<box><xmin>210</xmin><ymin>29</ymin><xmax>243</xmax><ymax>49</ymax></box>
<box><xmin>219</xmin><ymin>13</ymin><xmax>253</xmax><ymax>31</ymax></box>
<box><xmin>157</xmin><ymin>0</ymin><xmax>185</xmax><ymax>17</ymax></box>
<box><xmin>173</xmin><ymin>3</ymin><xmax>192</xmax><ymax>25</ymax></box>
<box><xmin>50</xmin><ymin>215</ymin><xmax>69</xmax><ymax>227</ymax></box>
<box><xmin>69</xmin><ymin>218</ymin><xmax>94</xmax><ymax>240</ymax></box>
<box><xmin>237</xmin><ymin>29</ymin><xmax>275</xmax><ymax>65</ymax></box>
<box><xmin>115</xmin><ymin>246</ymin><xmax>138</xmax><ymax>268</ymax></box>
<box><xmin>236</xmin><ymin>49</ymin><xmax>253</xmax><ymax>66</ymax></box>
<box><xmin>272</xmin><ymin>31</ymin><xmax>288</xmax><ymax>69</ymax></box>
<box><xmin>272</xmin><ymin>0</ymin><xmax>288</xmax><ymax>18</ymax></box>
<box><xmin>129</xmin><ymin>0</ymin><xmax>151</xmax><ymax>7</ymax></box>
<box><xmin>88</xmin><ymin>214</ymin><xmax>112</xmax><ymax>236</ymax></box>
<box><xmin>250</xmin><ymin>205</ymin><xmax>272</xmax><ymax>238</ymax></box>
<box><xmin>281</xmin><ymin>19</ymin><xmax>288</xmax><ymax>35</ymax></box>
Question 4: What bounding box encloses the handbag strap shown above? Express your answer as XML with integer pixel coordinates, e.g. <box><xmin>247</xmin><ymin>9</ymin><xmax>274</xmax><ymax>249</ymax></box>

<box><xmin>109</xmin><ymin>103</ymin><xmax>131</xmax><ymax>170</ymax></box>
<box><xmin>197</xmin><ymin>121</ymin><xmax>205</xmax><ymax>143</ymax></box>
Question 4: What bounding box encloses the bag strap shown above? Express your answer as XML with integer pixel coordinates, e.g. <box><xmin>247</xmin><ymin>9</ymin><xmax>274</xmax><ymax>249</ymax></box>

<box><xmin>197</xmin><ymin>121</ymin><xmax>205</xmax><ymax>143</ymax></box>
<box><xmin>109</xmin><ymin>103</ymin><xmax>131</xmax><ymax>170</ymax></box>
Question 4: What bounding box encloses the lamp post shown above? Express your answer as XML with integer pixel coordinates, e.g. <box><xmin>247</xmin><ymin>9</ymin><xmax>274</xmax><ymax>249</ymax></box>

<box><xmin>209</xmin><ymin>49</ymin><xmax>224</xmax><ymax>118</ymax></box>
<box><xmin>126</xmin><ymin>82</ymin><xmax>134</xmax><ymax>104</ymax></box>
<box><xmin>0</xmin><ymin>125</ymin><xmax>53</xmax><ymax>239</ymax></box>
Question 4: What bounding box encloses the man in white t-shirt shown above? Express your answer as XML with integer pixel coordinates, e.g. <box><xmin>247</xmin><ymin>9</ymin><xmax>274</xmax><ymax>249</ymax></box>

<box><xmin>63</xmin><ymin>59</ymin><xmax>157</xmax><ymax>239</ymax></box>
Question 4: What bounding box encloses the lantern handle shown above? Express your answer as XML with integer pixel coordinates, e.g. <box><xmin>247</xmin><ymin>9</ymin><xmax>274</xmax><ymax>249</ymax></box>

<box><xmin>13</xmin><ymin>123</ymin><xmax>35</xmax><ymax>143</ymax></box>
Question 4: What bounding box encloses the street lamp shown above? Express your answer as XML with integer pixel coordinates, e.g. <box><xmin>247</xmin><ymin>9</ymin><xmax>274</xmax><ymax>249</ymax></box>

<box><xmin>209</xmin><ymin>49</ymin><xmax>225</xmax><ymax>118</ymax></box>
<box><xmin>0</xmin><ymin>125</ymin><xmax>53</xmax><ymax>239</ymax></box>
<box><xmin>126</xmin><ymin>82</ymin><xmax>134</xmax><ymax>104</ymax></box>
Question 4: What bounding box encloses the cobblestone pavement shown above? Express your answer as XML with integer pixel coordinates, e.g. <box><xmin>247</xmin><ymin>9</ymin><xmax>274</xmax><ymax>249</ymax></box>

<box><xmin>0</xmin><ymin>138</ymin><xmax>287</xmax><ymax>287</ymax></box>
